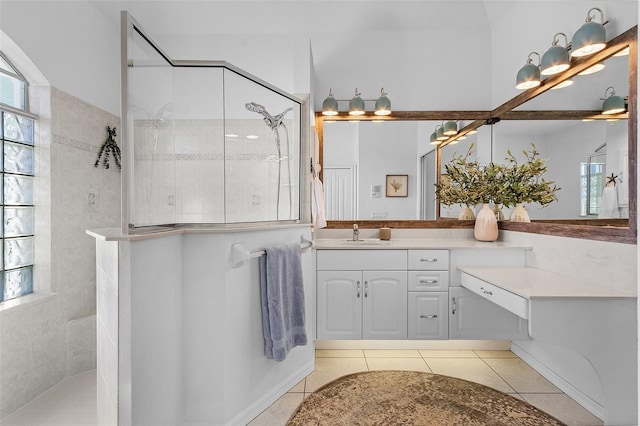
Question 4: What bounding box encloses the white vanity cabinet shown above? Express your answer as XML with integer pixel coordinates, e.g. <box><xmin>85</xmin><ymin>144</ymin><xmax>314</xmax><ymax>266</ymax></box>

<box><xmin>316</xmin><ymin>250</ymin><xmax>408</xmax><ymax>340</ymax></box>
<box><xmin>407</xmin><ymin>250</ymin><xmax>449</xmax><ymax>339</ymax></box>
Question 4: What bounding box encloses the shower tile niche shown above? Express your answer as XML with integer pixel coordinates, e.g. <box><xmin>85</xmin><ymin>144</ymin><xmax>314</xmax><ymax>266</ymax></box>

<box><xmin>125</xmin><ymin>17</ymin><xmax>301</xmax><ymax>228</ymax></box>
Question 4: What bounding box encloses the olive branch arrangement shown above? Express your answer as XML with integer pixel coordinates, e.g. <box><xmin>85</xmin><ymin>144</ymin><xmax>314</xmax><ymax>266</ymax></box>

<box><xmin>95</xmin><ymin>126</ymin><xmax>121</xmax><ymax>170</ymax></box>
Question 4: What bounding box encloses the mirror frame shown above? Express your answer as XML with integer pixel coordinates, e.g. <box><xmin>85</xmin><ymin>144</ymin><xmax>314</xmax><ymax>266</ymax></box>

<box><xmin>315</xmin><ymin>26</ymin><xmax>637</xmax><ymax>244</ymax></box>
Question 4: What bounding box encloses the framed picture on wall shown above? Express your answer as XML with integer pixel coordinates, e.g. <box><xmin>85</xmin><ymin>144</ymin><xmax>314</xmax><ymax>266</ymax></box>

<box><xmin>386</xmin><ymin>175</ymin><xmax>408</xmax><ymax>197</ymax></box>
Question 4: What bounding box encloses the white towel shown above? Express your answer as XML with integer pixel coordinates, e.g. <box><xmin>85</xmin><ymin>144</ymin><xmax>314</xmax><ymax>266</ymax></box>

<box><xmin>311</xmin><ymin>174</ymin><xmax>327</xmax><ymax>229</ymax></box>
<box><xmin>599</xmin><ymin>186</ymin><xmax>620</xmax><ymax>218</ymax></box>
<box><xmin>259</xmin><ymin>243</ymin><xmax>307</xmax><ymax>362</ymax></box>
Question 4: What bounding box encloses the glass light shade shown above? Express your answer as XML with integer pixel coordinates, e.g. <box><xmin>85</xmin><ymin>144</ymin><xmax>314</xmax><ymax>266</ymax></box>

<box><xmin>602</xmin><ymin>95</ymin><xmax>626</xmax><ymax>115</ymax></box>
<box><xmin>436</xmin><ymin>126</ymin><xmax>446</xmax><ymax>141</ymax></box>
<box><xmin>551</xmin><ymin>79</ymin><xmax>574</xmax><ymax>90</ymax></box>
<box><xmin>571</xmin><ymin>21</ymin><xmax>606</xmax><ymax>57</ymax></box>
<box><xmin>348</xmin><ymin>91</ymin><xmax>365</xmax><ymax>116</ymax></box>
<box><xmin>467</xmin><ymin>129</ymin><xmax>477</xmax><ymax>135</ymax></box>
<box><xmin>322</xmin><ymin>92</ymin><xmax>339</xmax><ymax>116</ymax></box>
<box><xmin>577</xmin><ymin>62</ymin><xmax>605</xmax><ymax>76</ymax></box>
<box><xmin>443</xmin><ymin>120</ymin><xmax>458</xmax><ymax>136</ymax></box>
<box><xmin>540</xmin><ymin>45</ymin><xmax>570</xmax><ymax>76</ymax></box>
<box><xmin>374</xmin><ymin>89</ymin><xmax>391</xmax><ymax>116</ymax></box>
<box><xmin>429</xmin><ymin>132</ymin><xmax>440</xmax><ymax>145</ymax></box>
<box><xmin>456</xmin><ymin>135</ymin><xmax>467</xmax><ymax>141</ymax></box>
<box><xmin>516</xmin><ymin>63</ymin><xmax>541</xmax><ymax>90</ymax></box>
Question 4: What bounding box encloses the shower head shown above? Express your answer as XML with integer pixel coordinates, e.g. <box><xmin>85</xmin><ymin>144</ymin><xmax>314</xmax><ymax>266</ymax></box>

<box><xmin>245</xmin><ymin>102</ymin><xmax>292</xmax><ymax>130</ymax></box>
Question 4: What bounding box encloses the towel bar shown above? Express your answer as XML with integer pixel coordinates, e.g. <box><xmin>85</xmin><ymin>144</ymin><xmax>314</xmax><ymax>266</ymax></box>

<box><xmin>230</xmin><ymin>235</ymin><xmax>313</xmax><ymax>268</ymax></box>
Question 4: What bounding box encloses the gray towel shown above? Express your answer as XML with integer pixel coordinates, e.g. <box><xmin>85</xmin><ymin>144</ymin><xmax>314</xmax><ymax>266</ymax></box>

<box><xmin>259</xmin><ymin>243</ymin><xmax>307</xmax><ymax>362</ymax></box>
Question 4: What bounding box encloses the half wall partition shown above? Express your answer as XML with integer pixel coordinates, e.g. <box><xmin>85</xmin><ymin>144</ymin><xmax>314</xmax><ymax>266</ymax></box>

<box><xmin>121</xmin><ymin>13</ymin><xmax>301</xmax><ymax>230</ymax></box>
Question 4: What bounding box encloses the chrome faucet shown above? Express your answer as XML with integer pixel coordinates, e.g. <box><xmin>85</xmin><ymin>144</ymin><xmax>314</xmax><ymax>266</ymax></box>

<box><xmin>352</xmin><ymin>224</ymin><xmax>359</xmax><ymax>241</ymax></box>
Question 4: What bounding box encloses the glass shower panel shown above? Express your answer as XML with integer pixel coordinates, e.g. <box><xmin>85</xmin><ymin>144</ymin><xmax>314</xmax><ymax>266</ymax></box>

<box><xmin>223</xmin><ymin>69</ymin><xmax>300</xmax><ymax>223</ymax></box>
<box><xmin>129</xmin><ymin>28</ymin><xmax>176</xmax><ymax>226</ymax></box>
<box><xmin>172</xmin><ymin>67</ymin><xmax>225</xmax><ymax>223</ymax></box>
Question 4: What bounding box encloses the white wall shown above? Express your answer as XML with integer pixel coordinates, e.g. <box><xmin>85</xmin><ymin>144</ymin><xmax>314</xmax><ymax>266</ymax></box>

<box><xmin>112</xmin><ymin>227</ymin><xmax>315</xmax><ymax>426</ymax></box>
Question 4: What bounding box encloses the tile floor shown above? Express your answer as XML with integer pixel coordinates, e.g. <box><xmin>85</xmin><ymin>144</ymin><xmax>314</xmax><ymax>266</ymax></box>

<box><xmin>2</xmin><ymin>350</ymin><xmax>603</xmax><ymax>426</ymax></box>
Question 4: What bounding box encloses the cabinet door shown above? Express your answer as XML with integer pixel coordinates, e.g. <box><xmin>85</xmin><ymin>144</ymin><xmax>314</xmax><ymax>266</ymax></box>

<box><xmin>317</xmin><ymin>271</ymin><xmax>362</xmax><ymax>340</ymax></box>
<box><xmin>362</xmin><ymin>271</ymin><xmax>407</xmax><ymax>340</ymax></box>
<box><xmin>408</xmin><ymin>292</ymin><xmax>448</xmax><ymax>340</ymax></box>
<box><xmin>449</xmin><ymin>287</ymin><xmax>529</xmax><ymax>340</ymax></box>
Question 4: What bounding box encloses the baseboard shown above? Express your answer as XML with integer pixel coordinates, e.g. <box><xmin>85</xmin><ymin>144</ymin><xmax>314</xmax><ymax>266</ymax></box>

<box><xmin>510</xmin><ymin>342</ymin><xmax>605</xmax><ymax>421</ymax></box>
<box><xmin>315</xmin><ymin>339</ymin><xmax>511</xmax><ymax>350</ymax></box>
<box><xmin>224</xmin><ymin>359</ymin><xmax>315</xmax><ymax>426</ymax></box>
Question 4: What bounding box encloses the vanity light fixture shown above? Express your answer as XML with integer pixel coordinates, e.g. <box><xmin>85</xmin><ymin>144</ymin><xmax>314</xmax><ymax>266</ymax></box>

<box><xmin>429</xmin><ymin>131</ymin><xmax>440</xmax><ymax>145</ymax></box>
<box><xmin>601</xmin><ymin>86</ymin><xmax>626</xmax><ymax>115</ymax></box>
<box><xmin>349</xmin><ymin>89</ymin><xmax>365</xmax><ymax>116</ymax></box>
<box><xmin>551</xmin><ymin>79</ymin><xmax>574</xmax><ymax>90</ymax></box>
<box><xmin>436</xmin><ymin>124</ymin><xmax>447</xmax><ymax>141</ymax></box>
<box><xmin>516</xmin><ymin>52</ymin><xmax>541</xmax><ymax>90</ymax></box>
<box><xmin>467</xmin><ymin>129</ymin><xmax>478</xmax><ymax>135</ymax></box>
<box><xmin>322</xmin><ymin>88</ymin><xmax>392</xmax><ymax>116</ymax></box>
<box><xmin>577</xmin><ymin>62</ymin><xmax>605</xmax><ymax>76</ymax></box>
<box><xmin>443</xmin><ymin>120</ymin><xmax>458</xmax><ymax>136</ymax></box>
<box><xmin>541</xmin><ymin>33</ymin><xmax>570</xmax><ymax>76</ymax></box>
<box><xmin>321</xmin><ymin>89</ymin><xmax>339</xmax><ymax>116</ymax></box>
<box><xmin>374</xmin><ymin>88</ymin><xmax>391</xmax><ymax>116</ymax></box>
<box><xmin>571</xmin><ymin>7</ymin><xmax>606</xmax><ymax>58</ymax></box>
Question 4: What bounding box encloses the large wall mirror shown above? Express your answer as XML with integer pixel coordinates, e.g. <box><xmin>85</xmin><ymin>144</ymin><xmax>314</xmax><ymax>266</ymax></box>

<box><xmin>316</xmin><ymin>25</ymin><xmax>636</xmax><ymax>243</ymax></box>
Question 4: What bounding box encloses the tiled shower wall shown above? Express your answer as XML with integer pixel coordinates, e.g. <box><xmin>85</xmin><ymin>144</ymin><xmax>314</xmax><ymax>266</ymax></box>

<box><xmin>132</xmin><ymin>118</ymin><xmax>299</xmax><ymax>225</ymax></box>
<box><xmin>0</xmin><ymin>87</ymin><xmax>120</xmax><ymax>417</ymax></box>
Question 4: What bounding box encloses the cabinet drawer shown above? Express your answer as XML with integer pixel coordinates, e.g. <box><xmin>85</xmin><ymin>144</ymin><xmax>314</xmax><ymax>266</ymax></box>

<box><xmin>408</xmin><ymin>271</ymin><xmax>449</xmax><ymax>291</ymax></box>
<box><xmin>408</xmin><ymin>292</ymin><xmax>448</xmax><ymax>340</ymax></box>
<box><xmin>317</xmin><ymin>250</ymin><xmax>407</xmax><ymax>271</ymax></box>
<box><xmin>408</xmin><ymin>250</ymin><xmax>449</xmax><ymax>270</ymax></box>
<box><xmin>461</xmin><ymin>273</ymin><xmax>528</xmax><ymax>319</ymax></box>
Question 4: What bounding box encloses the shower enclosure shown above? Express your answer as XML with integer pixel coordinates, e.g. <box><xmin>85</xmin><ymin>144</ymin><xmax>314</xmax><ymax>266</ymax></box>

<box><xmin>122</xmin><ymin>13</ymin><xmax>301</xmax><ymax>229</ymax></box>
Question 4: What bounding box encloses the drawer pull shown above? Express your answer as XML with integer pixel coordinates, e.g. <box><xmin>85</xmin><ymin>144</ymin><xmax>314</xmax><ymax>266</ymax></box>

<box><xmin>419</xmin><ymin>314</ymin><xmax>438</xmax><ymax>319</ymax></box>
<box><xmin>420</xmin><ymin>258</ymin><xmax>438</xmax><ymax>262</ymax></box>
<box><xmin>451</xmin><ymin>297</ymin><xmax>457</xmax><ymax>315</ymax></box>
<box><xmin>480</xmin><ymin>287</ymin><xmax>493</xmax><ymax>296</ymax></box>
<box><xmin>419</xmin><ymin>279</ymin><xmax>438</xmax><ymax>284</ymax></box>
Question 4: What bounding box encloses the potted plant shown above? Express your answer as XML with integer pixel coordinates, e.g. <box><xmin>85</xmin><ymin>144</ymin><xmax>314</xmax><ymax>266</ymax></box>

<box><xmin>500</xmin><ymin>144</ymin><xmax>560</xmax><ymax>222</ymax></box>
<box><xmin>435</xmin><ymin>145</ymin><xmax>483</xmax><ymax>220</ymax></box>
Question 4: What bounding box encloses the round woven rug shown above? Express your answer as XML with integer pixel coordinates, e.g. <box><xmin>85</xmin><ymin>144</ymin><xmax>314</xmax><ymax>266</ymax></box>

<box><xmin>286</xmin><ymin>370</ymin><xmax>566</xmax><ymax>426</ymax></box>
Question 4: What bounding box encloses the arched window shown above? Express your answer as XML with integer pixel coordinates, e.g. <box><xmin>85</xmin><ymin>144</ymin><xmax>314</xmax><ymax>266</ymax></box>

<box><xmin>0</xmin><ymin>51</ymin><xmax>35</xmax><ymax>303</ymax></box>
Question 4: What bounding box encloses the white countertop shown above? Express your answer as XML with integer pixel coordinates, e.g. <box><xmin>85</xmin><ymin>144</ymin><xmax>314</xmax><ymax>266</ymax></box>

<box><xmin>313</xmin><ymin>238</ymin><xmax>531</xmax><ymax>250</ymax></box>
<box><xmin>460</xmin><ymin>266</ymin><xmax>636</xmax><ymax>299</ymax></box>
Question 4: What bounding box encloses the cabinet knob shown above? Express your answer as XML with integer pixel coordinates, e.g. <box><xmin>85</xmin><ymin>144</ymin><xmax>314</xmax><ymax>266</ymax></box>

<box><xmin>364</xmin><ymin>281</ymin><xmax>368</xmax><ymax>298</ymax></box>
<box><xmin>419</xmin><ymin>279</ymin><xmax>438</xmax><ymax>284</ymax></box>
<box><xmin>480</xmin><ymin>287</ymin><xmax>493</xmax><ymax>296</ymax></box>
<box><xmin>356</xmin><ymin>281</ymin><xmax>361</xmax><ymax>298</ymax></box>
<box><xmin>419</xmin><ymin>314</ymin><xmax>438</xmax><ymax>319</ymax></box>
<box><xmin>420</xmin><ymin>258</ymin><xmax>438</xmax><ymax>262</ymax></box>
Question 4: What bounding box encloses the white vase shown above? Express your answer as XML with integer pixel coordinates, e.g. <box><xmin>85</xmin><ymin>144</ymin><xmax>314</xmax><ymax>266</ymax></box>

<box><xmin>458</xmin><ymin>206</ymin><xmax>476</xmax><ymax>220</ymax></box>
<box><xmin>474</xmin><ymin>204</ymin><xmax>498</xmax><ymax>241</ymax></box>
<box><xmin>492</xmin><ymin>204</ymin><xmax>505</xmax><ymax>221</ymax></box>
<box><xmin>509</xmin><ymin>203</ymin><xmax>530</xmax><ymax>222</ymax></box>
